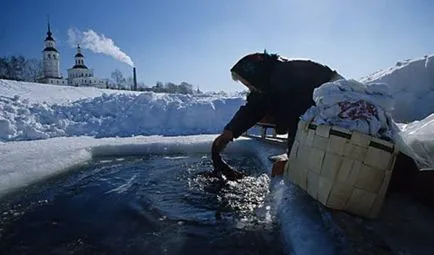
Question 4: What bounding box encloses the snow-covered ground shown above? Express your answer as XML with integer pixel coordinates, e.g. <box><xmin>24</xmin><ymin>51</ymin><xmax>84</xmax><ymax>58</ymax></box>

<box><xmin>1</xmin><ymin>55</ymin><xmax>433</xmax><ymax>143</ymax></box>
<box><xmin>361</xmin><ymin>54</ymin><xmax>434</xmax><ymax>122</ymax></box>
<box><xmin>0</xmin><ymin>81</ymin><xmax>244</xmax><ymax>141</ymax></box>
<box><xmin>0</xmin><ymin>79</ymin><xmax>141</xmax><ymax>104</ymax></box>
<box><xmin>0</xmin><ymin>54</ymin><xmax>433</xmax><ymax>254</ymax></box>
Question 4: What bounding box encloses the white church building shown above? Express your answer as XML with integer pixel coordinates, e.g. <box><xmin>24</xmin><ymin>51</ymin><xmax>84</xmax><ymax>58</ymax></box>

<box><xmin>67</xmin><ymin>45</ymin><xmax>107</xmax><ymax>88</ymax></box>
<box><xmin>37</xmin><ymin>22</ymin><xmax>67</xmax><ymax>85</ymax></box>
<box><xmin>38</xmin><ymin>22</ymin><xmax>107</xmax><ymax>88</ymax></box>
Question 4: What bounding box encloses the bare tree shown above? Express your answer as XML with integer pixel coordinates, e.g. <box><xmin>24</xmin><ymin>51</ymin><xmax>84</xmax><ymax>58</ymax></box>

<box><xmin>23</xmin><ymin>59</ymin><xmax>42</xmax><ymax>82</ymax></box>
<box><xmin>0</xmin><ymin>57</ymin><xmax>8</xmax><ymax>79</ymax></box>
<box><xmin>126</xmin><ymin>76</ymin><xmax>134</xmax><ymax>90</ymax></box>
<box><xmin>0</xmin><ymin>56</ymin><xmax>42</xmax><ymax>82</ymax></box>
<box><xmin>110</xmin><ymin>69</ymin><xmax>125</xmax><ymax>89</ymax></box>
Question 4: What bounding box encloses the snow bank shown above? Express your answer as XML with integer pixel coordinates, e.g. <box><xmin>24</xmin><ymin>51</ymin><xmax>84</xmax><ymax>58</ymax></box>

<box><xmin>0</xmin><ymin>91</ymin><xmax>244</xmax><ymax>141</ymax></box>
<box><xmin>0</xmin><ymin>79</ymin><xmax>140</xmax><ymax>104</ymax></box>
<box><xmin>2</xmin><ymin>54</ymin><xmax>434</xmax><ymax>142</ymax></box>
<box><xmin>361</xmin><ymin>54</ymin><xmax>434</xmax><ymax>122</ymax></box>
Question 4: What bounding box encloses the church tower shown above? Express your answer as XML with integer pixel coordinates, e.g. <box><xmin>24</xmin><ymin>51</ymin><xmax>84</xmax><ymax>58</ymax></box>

<box><xmin>73</xmin><ymin>44</ymin><xmax>88</xmax><ymax>69</ymax></box>
<box><xmin>68</xmin><ymin>44</ymin><xmax>104</xmax><ymax>87</ymax></box>
<box><xmin>42</xmin><ymin>21</ymin><xmax>61</xmax><ymax>78</ymax></box>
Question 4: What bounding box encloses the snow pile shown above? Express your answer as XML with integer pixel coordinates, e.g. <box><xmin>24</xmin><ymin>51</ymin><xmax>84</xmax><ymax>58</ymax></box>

<box><xmin>0</xmin><ymin>91</ymin><xmax>243</xmax><ymax>141</ymax></box>
<box><xmin>361</xmin><ymin>54</ymin><xmax>434</xmax><ymax>122</ymax></box>
<box><xmin>1</xmin><ymin>53</ymin><xmax>434</xmax><ymax>142</ymax></box>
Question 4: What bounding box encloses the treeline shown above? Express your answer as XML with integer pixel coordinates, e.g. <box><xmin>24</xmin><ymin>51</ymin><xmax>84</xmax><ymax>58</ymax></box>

<box><xmin>109</xmin><ymin>81</ymin><xmax>201</xmax><ymax>95</ymax></box>
<box><xmin>110</xmin><ymin>69</ymin><xmax>201</xmax><ymax>94</ymax></box>
<box><xmin>0</xmin><ymin>57</ymin><xmax>201</xmax><ymax>95</ymax></box>
<box><xmin>140</xmin><ymin>81</ymin><xmax>199</xmax><ymax>94</ymax></box>
<box><xmin>0</xmin><ymin>56</ymin><xmax>42</xmax><ymax>82</ymax></box>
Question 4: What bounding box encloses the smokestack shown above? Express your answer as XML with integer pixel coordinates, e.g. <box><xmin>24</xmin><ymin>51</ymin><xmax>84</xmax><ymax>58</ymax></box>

<box><xmin>133</xmin><ymin>67</ymin><xmax>137</xmax><ymax>91</ymax></box>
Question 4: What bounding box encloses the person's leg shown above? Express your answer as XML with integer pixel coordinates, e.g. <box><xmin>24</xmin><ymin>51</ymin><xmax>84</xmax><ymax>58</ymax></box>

<box><xmin>286</xmin><ymin>136</ymin><xmax>295</xmax><ymax>157</ymax></box>
<box><xmin>286</xmin><ymin>120</ymin><xmax>298</xmax><ymax>156</ymax></box>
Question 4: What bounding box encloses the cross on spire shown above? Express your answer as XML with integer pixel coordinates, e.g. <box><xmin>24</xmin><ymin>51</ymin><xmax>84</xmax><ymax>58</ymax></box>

<box><xmin>45</xmin><ymin>14</ymin><xmax>54</xmax><ymax>41</ymax></box>
<box><xmin>47</xmin><ymin>15</ymin><xmax>52</xmax><ymax>36</ymax></box>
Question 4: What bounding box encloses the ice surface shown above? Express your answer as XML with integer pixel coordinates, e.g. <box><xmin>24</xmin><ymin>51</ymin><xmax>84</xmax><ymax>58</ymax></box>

<box><xmin>272</xmin><ymin>181</ymin><xmax>338</xmax><ymax>255</ymax></box>
<box><xmin>0</xmin><ymin>134</ymin><xmax>334</xmax><ymax>254</ymax></box>
<box><xmin>0</xmin><ymin>135</ymin><xmax>284</xmax><ymax>197</ymax></box>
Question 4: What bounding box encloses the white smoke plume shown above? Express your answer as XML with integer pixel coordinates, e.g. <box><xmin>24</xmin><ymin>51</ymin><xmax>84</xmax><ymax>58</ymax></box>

<box><xmin>67</xmin><ymin>28</ymin><xmax>134</xmax><ymax>67</ymax></box>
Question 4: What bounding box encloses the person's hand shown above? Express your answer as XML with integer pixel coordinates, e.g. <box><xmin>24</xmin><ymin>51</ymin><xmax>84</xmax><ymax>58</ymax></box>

<box><xmin>212</xmin><ymin>130</ymin><xmax>234</xmax><ymax>153</ymax></box>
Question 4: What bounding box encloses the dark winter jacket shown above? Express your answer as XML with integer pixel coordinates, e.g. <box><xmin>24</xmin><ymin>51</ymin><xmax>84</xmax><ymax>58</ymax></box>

<box><xmin>225</xmin><ymin>53</ymin><xmax>340</xmax><ymax>138</ymax></box>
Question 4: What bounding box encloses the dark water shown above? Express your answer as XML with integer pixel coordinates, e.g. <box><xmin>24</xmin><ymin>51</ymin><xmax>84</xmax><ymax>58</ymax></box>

<box><xmin>0</xmin><ymin>154</ymin><xmax>284</xmax><ymax>255</ymax></box>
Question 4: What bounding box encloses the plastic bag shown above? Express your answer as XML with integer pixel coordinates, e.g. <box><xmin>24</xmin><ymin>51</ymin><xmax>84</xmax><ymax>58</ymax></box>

<box><xmin>394</xmin><ymin>113</ymin><xmax>434</xmax><ymax>170</ymax></box>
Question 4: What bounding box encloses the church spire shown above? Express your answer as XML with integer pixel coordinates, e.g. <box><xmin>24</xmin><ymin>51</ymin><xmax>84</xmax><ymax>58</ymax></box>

<box><xmin>75</xmin><ymin>44</ymin><xmax>84</xmax><ymax>58</ymax></box>
<box><xmin>73</xmin><ymin>44</ymin><xmax>87</xmax><ymax>69</ymax></box>
<box><xmin>45</xmin><ymin>15</ymin><xmax>54</xmax><ymax>41</ymax></box>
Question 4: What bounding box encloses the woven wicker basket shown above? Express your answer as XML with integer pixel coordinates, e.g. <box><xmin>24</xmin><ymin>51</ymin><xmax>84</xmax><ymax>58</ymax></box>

<box><xmin>284</xmin><ymin>120</ymin><xmax>399</xmax><ymax>219</ymax></box>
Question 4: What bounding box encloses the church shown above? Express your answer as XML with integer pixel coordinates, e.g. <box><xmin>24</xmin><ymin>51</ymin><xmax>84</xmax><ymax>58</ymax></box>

<box><xmin>67</xmin><ymin>44</ymin><xmax>107</xmax><ymax>88</ymax></box>
<box><xmin>38</xmin><ymin>22</ymin><xmax>107</xmax><ymax>88</ymax></box>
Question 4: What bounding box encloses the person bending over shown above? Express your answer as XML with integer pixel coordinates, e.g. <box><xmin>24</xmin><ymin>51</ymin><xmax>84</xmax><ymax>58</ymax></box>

<box><xmin>212</xmin><ymin>51</ymin><xmax>343</xmax><ymax>178</ymax></box>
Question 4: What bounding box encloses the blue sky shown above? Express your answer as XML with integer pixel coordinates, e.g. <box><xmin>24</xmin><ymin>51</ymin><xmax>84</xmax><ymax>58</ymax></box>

<box><xmin>1</xmin><ymin>0</ymin><xmax>433</xmax><ymax>92</ymax></box>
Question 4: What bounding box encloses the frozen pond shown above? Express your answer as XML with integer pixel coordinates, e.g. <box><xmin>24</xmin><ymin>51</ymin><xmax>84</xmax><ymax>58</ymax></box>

<box><xmin>0</xmin><ymin>153</ymin><xmax>284</xmax><ymax>254</ymax></box>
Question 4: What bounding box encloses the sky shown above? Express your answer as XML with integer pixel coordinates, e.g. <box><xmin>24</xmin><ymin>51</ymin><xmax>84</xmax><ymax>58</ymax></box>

<box><xmin>1</xmin><ymin>0</ymin><xmax>433</xmax><ymax>92</ymax></box>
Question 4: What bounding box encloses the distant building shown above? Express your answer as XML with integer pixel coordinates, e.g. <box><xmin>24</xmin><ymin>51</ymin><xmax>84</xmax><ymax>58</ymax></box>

<box><xmin>67</xmin><ymin>45</ymin><xmax>107</xmax><ymax>88</ymax></box>
<box><xmin>38</xmin><ymin>20</ymin><xmax>107</xmax><ymax>88</ymax></box>
<box><xmin>37</xmin><ymin>21</ymin><xmax>68</xmax><ymax>85</ymax></box>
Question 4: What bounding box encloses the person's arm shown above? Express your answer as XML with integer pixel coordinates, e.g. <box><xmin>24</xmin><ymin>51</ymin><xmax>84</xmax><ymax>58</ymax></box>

<box><xmin>212</xmin><ymin>92</ymin><xmax>267</xmax><ymax>154</ymax></box>
<box><xmin>224</xmin><ymin>92</ymin><xmax>267</xmax><ymax>138</ymax></box>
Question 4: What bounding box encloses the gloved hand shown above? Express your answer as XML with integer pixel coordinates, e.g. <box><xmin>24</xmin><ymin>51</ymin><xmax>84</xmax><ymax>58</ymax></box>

<box><xmin>211</xmin><ymin>130</ymin><xmax>244</xmax><ymax>181</ymax></box>
<box><xmin>212</xmin><ymin>130</ymin><xmax>234</xmax><ymax>154</ymax></box>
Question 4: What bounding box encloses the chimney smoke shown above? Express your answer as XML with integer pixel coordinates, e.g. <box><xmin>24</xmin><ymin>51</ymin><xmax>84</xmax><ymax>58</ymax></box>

<box><xmin>67</xmin><ymin>28</ymin><xmax>134</xmax><ymax>67</ymax></box>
